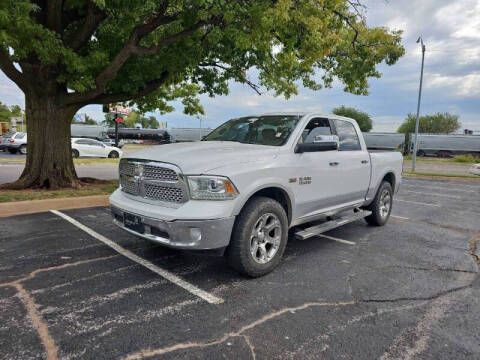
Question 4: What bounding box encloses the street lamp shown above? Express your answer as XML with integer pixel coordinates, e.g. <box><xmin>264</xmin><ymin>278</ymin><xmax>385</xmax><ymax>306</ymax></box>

<box><xmin>412</xmin><ymin>36</ymin><xmax>426</xmax><ymax>172</ymax></box>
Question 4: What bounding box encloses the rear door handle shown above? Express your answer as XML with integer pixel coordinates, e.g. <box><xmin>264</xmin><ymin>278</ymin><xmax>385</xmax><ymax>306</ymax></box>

<box><xmin>329</xmin><ymin>162</ymin><xmax>339</xmax><ymax>166</ymax></box>
<box><xmin>361</xmin><ymin>160</ymin><xmax>369</xmax><ymax>164</ymax></box>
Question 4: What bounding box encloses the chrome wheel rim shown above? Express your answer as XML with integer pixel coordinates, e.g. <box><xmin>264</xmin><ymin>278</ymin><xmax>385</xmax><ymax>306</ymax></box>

<box><xmin>250</xmin><ymin>213</ymin><xmax>282</xmax><ymax>264</ymax></box>
<box><xmin>379</xmin><ymin>189</ymin><xmax>391</xmax><ymax>219</ymax></box>
<box><xmin>20</xmin><ymin>146</ymin><xmax>27</xmax><ymax>154</ymax></box>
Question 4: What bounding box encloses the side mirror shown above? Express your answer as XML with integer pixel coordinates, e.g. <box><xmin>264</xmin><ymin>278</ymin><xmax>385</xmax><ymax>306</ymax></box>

<box><xmin>295</xmin><ymin>135</ymin><xmax>339</xmax><ymax>153</ymax></box>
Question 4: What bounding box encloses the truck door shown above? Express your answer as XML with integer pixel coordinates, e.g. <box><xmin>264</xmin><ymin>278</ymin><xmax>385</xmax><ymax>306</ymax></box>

<box><xmin>292</xmin><ymin>117</ymin><xmax>348</xmax><ymax>220</ymax></box>
<box><xmin>331</xmin><ymin>119</ymin><xmax>371</xmax><ymax>203</ymax></box>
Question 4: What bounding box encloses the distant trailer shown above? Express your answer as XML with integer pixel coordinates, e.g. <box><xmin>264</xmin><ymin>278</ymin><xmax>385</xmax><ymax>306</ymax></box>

<box><xmin>106</xmin><ymin>128</ymin><xmax>171</xmax><ymax>143</ymax></box>
<box><xmin>362</xmin><ymin>132</ymin><xmax>405</xmax><ymax>151</ymax></box>
<box><xmin>71</xmin><ymin>125</ymin><xmax>107</xmax><ymax>140</ymax></box>
<box><xmin>168</xmin><ymin>128</ymin><xmax>213</xmax><ymax>142</ymax></box>
<box><xmin>409</xmin><ymin>133</ymin><xmax>480</xmax><ymax>157</ymax></box>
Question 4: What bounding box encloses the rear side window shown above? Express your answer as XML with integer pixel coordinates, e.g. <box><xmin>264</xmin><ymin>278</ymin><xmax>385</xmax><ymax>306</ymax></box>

<box><xmin>15</xmin><ymin>133</ymin><xmax>26</xmax><ymax>139</ymax></box>
<box><xmin>333</xmin><ymin>120</ymin><xmax>361</xmax><ymax>151</ymax></box>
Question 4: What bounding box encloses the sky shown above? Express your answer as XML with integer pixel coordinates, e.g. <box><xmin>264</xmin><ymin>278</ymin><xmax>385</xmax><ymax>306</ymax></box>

<box><xmin>1</xmin><ymin>0</ymin><xmax>479</xmax><ymax>132</ymax></box>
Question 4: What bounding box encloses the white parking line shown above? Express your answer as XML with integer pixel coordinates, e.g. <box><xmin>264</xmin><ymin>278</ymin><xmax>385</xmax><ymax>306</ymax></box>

<box><xmin>395</xmin><ymin>199</ymin><xmax>440</xmax><ymax>207</ymax></box>
<box><xmin>319</xmin><ymin>234</ymin><xmax>356</xmax><ymax>245</ymax></box>
<box><xmin>391</xmin><ymin>215</ymin><xmax>410</xmax><ymax>220</ymax></box>
<box><xmin>400</xmin><ymin>190</ymin><xmax>461</xmax><ymax>199</ymax></box>
<box><xmin>51</xmin><ymin>210</ymin><xmax>224</xmax><ymax>305</ymax></box>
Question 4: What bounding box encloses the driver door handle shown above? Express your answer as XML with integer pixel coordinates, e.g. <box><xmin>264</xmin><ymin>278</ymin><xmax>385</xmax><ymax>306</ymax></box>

<box><xmin>329</xmin><ymin>162</ymin><xmax>339</xmax><ymax>166</ymax></box>
<box><xmin>361</xmin><ymin>160</ymin><xmax>369</xmax><ymax>164</ymax></box>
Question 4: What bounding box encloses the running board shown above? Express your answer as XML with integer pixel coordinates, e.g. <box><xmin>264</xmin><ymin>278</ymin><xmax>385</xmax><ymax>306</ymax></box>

<box><xmin>294</xmin><ymin>210</ymin><xmax>372</xmax><ymax>240</ymax></box>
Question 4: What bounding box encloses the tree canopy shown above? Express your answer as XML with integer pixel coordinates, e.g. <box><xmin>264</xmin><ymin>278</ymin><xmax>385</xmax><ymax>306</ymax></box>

<box><xmin>332</xmin><ymin>105</ymin><xmax>372</xmax><ymax>132</ymax></box>
<box><xmin>0</xmin><ymin>0</ymin><xmax>405</xmax><ymax>189</ymax></box>
<box><xmin>397</xmin><ymin>113</ymin><xmax>461</xmax><ymax>135</ymax></box>
<box><xmin>1</xmin><ymin>0</ymin><xmax>404</xmax><ymax>112</ymax></box>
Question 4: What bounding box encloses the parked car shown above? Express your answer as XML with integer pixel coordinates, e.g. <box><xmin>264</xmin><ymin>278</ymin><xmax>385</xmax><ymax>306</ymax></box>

<box><xmin>71</xmin><ymin>138</ymin><xmax>122</xmax><ymax>158</ymax></box>
<box><xmin>101</xmin><ymin>138</ymin><xmax>125</xmax><ymax>148</ymax></box>
<box><xmin>3</xmin><ymin>131</ymin><xmax>28</xmax><ymax>154</ymax></box>
<box><xmin>0</xmin><ymin>130</ymin><xmax>15</xmax><ymax>152</ymax></box>
<box><xmin>470</xmin><ymin>164</ymin><xmax>480</xmax><ymax>176</ymax></box>
<box><xmin>110</xmin><ymin>112</ymin><xmax>402</xmax><ymax>277</ymax></box>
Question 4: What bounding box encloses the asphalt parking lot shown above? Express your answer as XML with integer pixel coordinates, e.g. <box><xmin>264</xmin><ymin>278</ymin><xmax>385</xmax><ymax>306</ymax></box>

<box><xmin>1</xmin><ymin>177</ymin><xmax>479</xmax><ymax>359</ymax></box>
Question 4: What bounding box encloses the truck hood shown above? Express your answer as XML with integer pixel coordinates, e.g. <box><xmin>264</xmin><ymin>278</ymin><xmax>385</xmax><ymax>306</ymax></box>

<box><xmin>126</xmin><ymin>141</ymin><xmax>279</xmax><ymax>174</ymax></box>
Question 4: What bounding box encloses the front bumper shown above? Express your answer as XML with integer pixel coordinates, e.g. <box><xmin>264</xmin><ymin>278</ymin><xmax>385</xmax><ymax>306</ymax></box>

<box><xmin>111</xmin><ymin>205</ymin><xmax>235</xmax><ymax>250</ymax></box>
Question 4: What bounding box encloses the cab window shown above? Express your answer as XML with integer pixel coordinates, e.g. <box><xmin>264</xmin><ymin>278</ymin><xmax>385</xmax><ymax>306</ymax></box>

<box><xmin>333</xmin><ymin>120</ymin><xmax>361</xmax><ymax>151</ymax></box>
<box><xmin>299</xmin><ymin>118</ymin><xmax>332</xmax><ymax>144</ymax></box>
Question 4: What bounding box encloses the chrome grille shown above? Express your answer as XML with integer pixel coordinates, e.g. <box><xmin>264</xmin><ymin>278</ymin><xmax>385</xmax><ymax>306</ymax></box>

<box><xmin>143</xmin><ymin>165</ymin><xmax>178</xmax><ymax>181</ymax></box>
<box><xmin>119</xmin><ymin>160</ymin><xmax>187</xmax><ymax>204</ymax></box>
<box><xmin>144</xmin><ymin>183</ymin><xmax>184</xmax><ymax>203</ymax></box>
<box><xmin>119</xmin><ymin>161</ymin><xmax>136</xmax><ymax>176</ymax></box>
<box><xmin>120</xmin><ymin>175</ymin><xmax>137</xmax><ymax>195</ymax></box>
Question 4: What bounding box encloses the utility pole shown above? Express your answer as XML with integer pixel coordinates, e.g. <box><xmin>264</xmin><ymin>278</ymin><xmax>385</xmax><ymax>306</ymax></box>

<box><xmin>412</xmin><ymin>37</ymin><xmax>426</xmax><ymax>172</ymax></box>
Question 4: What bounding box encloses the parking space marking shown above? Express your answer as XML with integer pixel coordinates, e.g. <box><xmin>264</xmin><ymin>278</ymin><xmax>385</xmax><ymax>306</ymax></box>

<box><xmin>395</xmin><ymin>199</ymin><xmax>440</xmax><ymax>207</ymax></box>
<box><xmin>400</xmin><ymin>190</ymin><xmax>461</xmax><ymax>199</ymax></box>
<box><xmin>391</xmin><ymin>215</ymin><xmax>410</xmax><ymax>220</ymax></box>
<box><xmin>51</xmin><ymin>210</ymin><xmax>224</xmax><ymax>305</ymax></box>
<box><xmin>319</xmin><ymin>234</ymin><xmax>356</xmax><ymax>245</ymax></box>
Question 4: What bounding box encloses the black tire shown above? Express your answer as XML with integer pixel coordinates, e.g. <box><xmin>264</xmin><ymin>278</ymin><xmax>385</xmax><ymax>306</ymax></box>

<box><xmin>108</xmin><ymin>150</ymin><xmax>119</xmax><ymax>158</ymax></box>
<box><xmin>227</xmin><ymin>196</ymin><xmax>288</xmax><ymax>277</ymax></box>
<box><xmin>72</xmin><ymin>149</ymin><xmax>79</xmax><ymax>158</ymax></box>
<box><xmin>19</xmin><ymin>144</ymin><xmax>27</xmax><ymax>155</ymax></box>
<box><xmin>417</xmin><ymin>150</ymin><xmax>425</xmax><ymax>157</ymax></box>
<box><xmin>364</xmin><ymin>181</ymin><xmax>393</xmax><ymax>226</ymax></box>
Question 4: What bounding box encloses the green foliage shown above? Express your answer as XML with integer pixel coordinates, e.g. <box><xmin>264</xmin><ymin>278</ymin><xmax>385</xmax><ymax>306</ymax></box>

<box><xmin>453</xmin><ymin>154</ymin><xmax>477</xmax><ymax>163</ymax></box>
<box><xmin>1</xmin><ymin>0</ymin><xmax>405</xmax><ymax>116</ymax></box>
<box><xmin>123</xmin><ymin>111</ymin><xmax>160</xmax><ymax>128</ymax></box>
<box><xmin>0</xmin><ymin>102</ymin><xmax>22</xmax><ymax>123</ymax></box>
<box><xmin>332</xmin><ymin>105</ymin><xmax>372</xmax><ymax>132</ymax></box>
<box><xmin>397</xmin><ymin>113</ymin><xmax>461</xmax><ymax>135</ymax></box>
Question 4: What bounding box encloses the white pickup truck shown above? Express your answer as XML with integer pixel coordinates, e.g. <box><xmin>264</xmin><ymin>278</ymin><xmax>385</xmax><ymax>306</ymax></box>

<box><xmin>110</xmin><ymin>113</ymin><xmax>402</xmax><ymax>277</ymax></box>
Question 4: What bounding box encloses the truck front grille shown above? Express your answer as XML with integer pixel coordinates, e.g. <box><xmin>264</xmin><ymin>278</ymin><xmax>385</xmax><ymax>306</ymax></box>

<box><xmin>119</xmin><ymin>159</ymin><xmax>187</xmax><ymax>204</ymax></box>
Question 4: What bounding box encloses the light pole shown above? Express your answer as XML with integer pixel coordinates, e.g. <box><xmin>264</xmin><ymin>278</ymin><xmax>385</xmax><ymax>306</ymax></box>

<box><xmin>412</xmin><ymin>36</ymin><xmax>426</xmax><ymax>172</ymax></box>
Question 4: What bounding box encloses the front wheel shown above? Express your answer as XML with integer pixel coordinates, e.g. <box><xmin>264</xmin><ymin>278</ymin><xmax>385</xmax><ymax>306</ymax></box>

<box><xmin>227</xmin><ymin>196</ymin><xmax>288</xmax><ymax>277</ymax></box>
<box><xmin>108</xmin><ymin>151</ymin><xmax>119</xmax><ymax>158</ymax></box>
<box><xmin>19</xmin><ymin>144</ymin><xmax>27</xmax><ymax>155</ymax></box>
<box><xmin>72</xmin><ymin>149</ymin><xmax>79</xmax><ymax>158</ymax></box>
<box><xmin>364</xmin><ymin>181</ymin><xmax>393</xmax><ymax>226</ymax></box>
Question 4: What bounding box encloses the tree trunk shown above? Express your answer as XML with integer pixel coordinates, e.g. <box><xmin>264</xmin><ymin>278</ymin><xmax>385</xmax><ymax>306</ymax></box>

<box><xmin>4</xmin><ymin>93</ymin><xmax>80</xmax><ymax>189</ymax></box>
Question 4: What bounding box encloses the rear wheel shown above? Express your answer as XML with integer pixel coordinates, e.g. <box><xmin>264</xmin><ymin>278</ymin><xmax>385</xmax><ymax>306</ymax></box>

<box><xmin>227</xmin><ymin>196</ymin><xmax>288</xmax><ymax>277</ymax></box>
<box><xmin>108</xmin><ymin>150</ymin><xmax>119</xmax><ymax>158</ymax></box>
<box><xmin>416</xmin><ymin>150</ymin><xmax>425</xmax><ymax>157</ymax></box>
<box><xmin>19</xmin><ymin>144</ymin><xmax>27</xmax><ymax>155</ymax></box>
<box><xmin>72</xmin><ymin>149</ymin><xmax>79</xmax><ymax>158</ymax></box>
<box><xmin>364</xmin><ymin>181</ymin><xmax>393</xmax><ymax>226</ymax></box>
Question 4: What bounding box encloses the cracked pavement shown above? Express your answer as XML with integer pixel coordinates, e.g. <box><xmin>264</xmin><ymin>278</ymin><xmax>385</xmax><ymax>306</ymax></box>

<box><xmin>1</xmin><ymin>177</ymin><xmax>479</xmax><ymax>359</ymax></box>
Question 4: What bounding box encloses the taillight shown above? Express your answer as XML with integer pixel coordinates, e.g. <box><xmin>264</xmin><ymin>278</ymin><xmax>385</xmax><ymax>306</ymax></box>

<box><xmin>9</xmin><ymin>139</ymin><xmax>14</xmax><ymax>143</ymax></box>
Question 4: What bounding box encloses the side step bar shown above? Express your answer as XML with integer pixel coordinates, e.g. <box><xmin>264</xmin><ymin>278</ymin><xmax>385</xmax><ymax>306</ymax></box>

<box><xmin>294</xmin><ymin>210</ymin><xmax>372</xmax><ymax>240</ymax></box>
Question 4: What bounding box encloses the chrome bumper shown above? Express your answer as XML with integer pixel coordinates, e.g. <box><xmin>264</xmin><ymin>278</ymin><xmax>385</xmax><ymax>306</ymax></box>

<box><xmin>111</xmin><ymin>206</ymin><xmax>235</xmax><ymax>250</ymax></box>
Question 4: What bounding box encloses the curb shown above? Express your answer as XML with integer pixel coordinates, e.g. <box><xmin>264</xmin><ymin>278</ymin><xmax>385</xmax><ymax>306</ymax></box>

<box><xmin>403</xmin><ymin>174</ymin><xmax>480</xmax><ymax>182</ymax></box>
<box><xmin>0</xmin><ymin>195</ymin><xmax>110</xmax><ymax>218</ymax></box>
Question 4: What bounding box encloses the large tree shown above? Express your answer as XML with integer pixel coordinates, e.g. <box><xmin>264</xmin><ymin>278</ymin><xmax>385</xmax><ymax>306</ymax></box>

<box><xmin>332</xmin><ymin>105</ymin><xmax>372</xmax><ymax>132</ymax></box>
<box><xmin>0</xmin><ymin>0</ymin><xmax>404</xmax><ymax>189</ymax></box>
<box><xmin>397</xmin><ymin>113</ymin><xmax>461</xmax><ymax>135</ymax></box>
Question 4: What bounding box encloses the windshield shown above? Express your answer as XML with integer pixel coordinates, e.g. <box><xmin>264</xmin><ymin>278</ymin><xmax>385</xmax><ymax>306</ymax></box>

<box><xmin>203</xmin><ymin>115</ymin><xmax>300</xmax><ymax>146</ymax></box>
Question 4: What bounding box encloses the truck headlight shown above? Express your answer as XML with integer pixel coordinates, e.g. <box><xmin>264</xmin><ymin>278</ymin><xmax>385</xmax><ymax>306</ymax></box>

<box><xmin>186</xmin><ymin>176</ymin><xmax>239</xmax><ymax>200</ymax></box>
